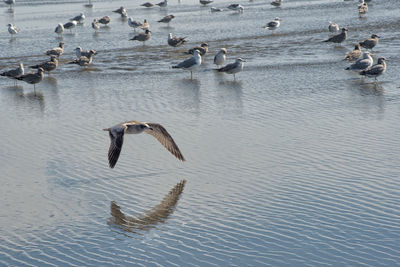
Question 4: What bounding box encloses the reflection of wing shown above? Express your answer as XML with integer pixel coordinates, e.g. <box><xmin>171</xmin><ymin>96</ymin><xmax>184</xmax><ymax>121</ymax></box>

<box><xmin>145</xmin><ymin>123</ymin><xmax>185</xmax><ymax>161</ymax></box>
<box><xmin>109</xmin><ymin>180</ymin><xmax>186</xmax><ymax>232</ymax></box>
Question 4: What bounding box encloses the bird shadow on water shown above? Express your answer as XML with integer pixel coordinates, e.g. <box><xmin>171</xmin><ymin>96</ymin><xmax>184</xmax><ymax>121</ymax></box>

<box><xmin>3</xmin><ymin>86</ymin><xmax>46</xmax><ymax>113</ymax></box>
<box><xmin>108</xmin><ymin>180</ymin><xmax>186</xmax><ymax>234</ymax></box>
<box><xmin>349</xmin><ymin>78</ymin><xmax>385</xmax><ymax>96</ymax></box>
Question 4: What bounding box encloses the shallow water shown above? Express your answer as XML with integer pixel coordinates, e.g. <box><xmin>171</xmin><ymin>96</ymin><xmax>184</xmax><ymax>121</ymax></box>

<box><xmin>1</xmin><ymin>0</ymin><xmax>400</xmax><ymax>266</ymax></box>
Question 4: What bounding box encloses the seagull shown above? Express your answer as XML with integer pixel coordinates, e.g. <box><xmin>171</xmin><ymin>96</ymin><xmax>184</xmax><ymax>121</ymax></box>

<box><xmin>141</xmin><ymin>19</ymin><xmax>150</xmax><ymax>30</ymax></box>
<box><xmin>323</xmin><ymin>27</ymin><xmax>347</xmax><ymax>44</ymax></box>
<box><xmin>158</xmin><ymin>15</ymin><xmax>175</xmax><ymax>26</ymax></box>
<box><xmin>359</xmin><ymin>34</ymin><xmax>379</xmax><ymax>50</ymax></box>
<box><xmin>54</xmin><ymin>23</ymin><xmax>64</xmax><ymax>35</ymax></box>
<box><xmin>328</xmin><ymin>21</ymin><xmax>339</xmax><ymax>32</ymax></box>
<box><xmin>46</xmin><ymin>42</ymin><xmax>65</xmax><ymax>57</ymax></box>
<box><xmin>345</xmin><ymin>51</ymin><xmax>373</xmax><ymax>71</ymax></box>
<box><xmin>4</xmin><ymin>0</ymin><xmax>15</xmax><ymax>9</ymax></box>
<box><xmin>75</xmin><ymin>46</ymin><xmax>97</xmax><ymax>58</ymax></box>
<box><xmin>68</xmin><ymin>50</ymin><xmax>96</xmax><ymax>67</ymax></box>
<box><xmin>187</xmin><ymin>43</ymin><xmax>208</xmax><ymax>56</ymax></box>
<box><xmin>172</xmin><ymin>49</ymin><xmax>202</xmax><ymax>79</ymax></box>
<box><xmin>358</xmin><ymin>0</ymin><xmax>368</xmax><ymax>14</ymax></box>
<box><xmin>128</xmin><ymin>18</ymin><xmax>142</xmax><ymax>31</ymax></box>
<box><xmin>7</xmin><ymin>23</ymin><xmax>19</xmax><ymax>35</ymax></box>
<box><xmin>200</xmin><ymin>0</ymin><xmax>213</xmax><ymax>6</ymax></box>
<box><xmin>141</xmin><ymin>2</ymin><xmax>154</xmax><ymax>7</ymax></box>
<box><xmin>216</xmin><ymin>58</ymin><xmax>245</xmax><ymax>80</ymax></box>
<box><xmin>14</xmin><ymin>67</ymin><xmax>44</xmax><ymax>92</ymax></box>
<box><xmin>344</xmin><ymin>44</ymin><xmax>362</xmax><ymax>61</ymax></box>
<box><xmin>156</xmin><ymin>0</ymin><xmax>167</xmax><ymax>7</ymax></box>
<box><xmin>211</xmin><ymin>7</ymin><xmax>223</xmax><ymax>12</ymax></box>
<box><xmin>263</xmin><ymin>17</ymin><xmax>281</xmax><ymax>31</ymax></box>
<box><xmin>92</xmin><ymin>19</ymin><xmax>100</xmax><ymax>31</ymax></box>
<box><xmin>360</xmin><ymin>57</ymin><xmax>386</xmax><ymax>80</ymax></box>
<box><xmin>214</xmin><ymin>48</ymin><xmax>227</xmax><ymax>66</ymax></box>
<box><xmin>64</xmin><ymin>20</ymin><xmax>77</xmax><ymax>32</ymax></box>
<box><xmin>270</xmin><ymin>0</ymin><xmax>282</xmax><ymax>7</ymax></box>
<box><xmin>30</xmin><ymin>55</ymin><xmax>58</xmax><ymax>74</ymax></box>
<box><xmin>113</xmin><ymin>6</ymin><xmax>127</xmax><ymax>15</ymax></box>
<box><xmin>0</xmin><ymin>63</ymin><xmax>24</xmax><ymax>85</ymax></box>
<box><xmin>168</xmin><ymin>33</ymin><xmax>187</xmax><ymax>47</ymax></box>
<box><xmin>70</xmin><ymin>13</ymin><xmax>85</xmax><ymax>23</ymax></box>
<box><xmin>98</xmin><ymin>16</ymin><xmax>111</xmax><ymax>25</ymax></box>
<box><xmin>227</xmin><ymin>4</ymin><xmax>244</xmax><ymax>12</ymax></box>
<box><xmin>130</xmin><ymin>29</ymin><xmax>151</xmax><ymax>45</ymax></box>
<box><xmin>103</xmin><ymin>121</ymin><xmax>185</xmax><ymax>168</ymax></box>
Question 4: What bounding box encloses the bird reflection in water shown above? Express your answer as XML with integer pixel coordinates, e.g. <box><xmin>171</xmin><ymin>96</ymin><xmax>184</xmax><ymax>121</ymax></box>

<box><xmin>108</xmin><ymin>180</ymin><xmax>186</xmax><ymax>232</ymax></box>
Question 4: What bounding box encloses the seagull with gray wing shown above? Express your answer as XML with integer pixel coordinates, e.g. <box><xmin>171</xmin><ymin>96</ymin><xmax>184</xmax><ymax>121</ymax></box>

<box><xmin>345</xmin><ymin>51</ymin><xmax>373</xmax><ymax>71</ymax></box>
<box><xmin>103</xmin><ymin>121</ymin><xmax>185</xmax><ymax>168</ymax></box>
<box><xmin>216</xmin><ymin>58</ymin><xmax>245</xmax><ymax>80</ymax></box>
<box><xmin>168</xmin><ymin>33</ymin><xmax>187</xmax><ymax>47</ymax></box>
<box><xmin>323</xmin><ymin>27</ymin><xmax>347</xmax><ymax>44</ymax></box>
<box><xmin>360</xmin><ymin>57</ymin><xmax>386</xmax><ymax>80</ymax></box>
<box><xmin>172</xmin><ymin>49</ymin><xmax>202</xmax><ymax>79</ymax></box>
<box><xmin>0</xmin><ymin>63</ymin><xmax>24</xmax><ymax>85</ymax></box>
<box><xmin>263</xmin><ymin>17</ymin><xmax>281</xmax><ymax>31</ymax></box>
<box><xmin>359</xmin><ymin>34</ymin><xmax>379</xmax><ymax>50</ymax></box>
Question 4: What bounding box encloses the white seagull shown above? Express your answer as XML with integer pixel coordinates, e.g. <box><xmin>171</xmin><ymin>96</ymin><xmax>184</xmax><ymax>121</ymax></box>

<box><xmin>216</xmin><ymin>58</ymin><xmax>245</xmax><ymax>80</ymax></box>
<box><xmin>103</xmin><ymin>121</ymin><xmax>185</xmax><ymax>168</ymax></box>
<box><xmin>328</xmin><ymin>21</ymin><xmax>339</xmax><ymax>32</ymax></box>
<box><xmin>345</xmin><ymin>51</ymin><xmax>373</xmax><ymax>71</ymax></box>
<box><xmin>264</xmin><ymin>17</ymin><xmax>281</xmax><ymax>30</ymax></box>
<box><xmin>172</xmin><ymin>49</ymin><xmax>202</xmax><ymax>79</ymax></box>
<box><xmin>55</xmin><ymin>23</ymin><xmax>64</xmax><ymax>35</ymax></box>
<box><xmin>214</xmin><ymin>48</ymin><xmax>227</xmax><ymax>66</ymax></box>
<box><xmin>7</xmin><ymin>23</ymin><xmax>19</xmax><ymax>35</ymax></box>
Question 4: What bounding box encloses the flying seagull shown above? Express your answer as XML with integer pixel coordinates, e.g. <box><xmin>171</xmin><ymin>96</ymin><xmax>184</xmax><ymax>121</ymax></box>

<box><xmin>103</xmin><ymin>121</ymin><xmax>185</xmax><ymax>168</ymax></box>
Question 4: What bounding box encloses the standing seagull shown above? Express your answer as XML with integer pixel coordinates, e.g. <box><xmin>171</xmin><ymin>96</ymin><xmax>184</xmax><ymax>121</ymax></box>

<box><xmin>270</xmin><ymin>0</ymin><xmax>282</xmax><ymax>7</ymax></box>
<box><xmin>328</xmin><ymin>21</ymin><xmax>339</xmax><ymax>32</ymax></box>
<box><xmin>75</xmin><ymin>46</ymin><xmax>97</xmax><ymax>58</ymax></box>
<box><xmin>187</xmin><ymin>43</ymin><xmax>208</xmax><ymax>56</ymax></box>
<box><xmin>344</xmin><ymin>44</ymin><xmax>362</xmax><ymax>61</ymax></box>
<box><xmin>158</xmin><ymin>15</ymin><xmax>175</xmax><ymax>26</ymax></box>
<box><xmin>68</xmin><ymin>50</ymin><xmax>96</xmax><ymax>67</ymax></box>
<box><xmin>98</xmin><ymin>16</ymin><xmax>111</xmax><ymax>26</ymax></box>
<box><xmin>103</xmin><ymin>121</ymin><xmax>185</xmax><ymax>168</ymax></box>
<box><xmin>0</xmin><ymin>63</ymin><xmax>24</xmax><ymax>85</ymax></box>
<box><xmin>214</xmin><ymin>48</ymin><xmax>227</xmax><ymax>67</ymax></box>
<box><xmin>130</xmin><ymin>29</ymin><xmax>151</xmax><ymax>45</ymax></box>
<box><xmin>113</xmin><ymin>6</ymin><xmax>127</xmax><ymax>15</ymax></box>
<box><xmin>323</xmin><ymin>27</ymin><xmax>347</xmax><ymax>44</ymax></box>
<box><xmin>30</xmin><ymin>55</ymin><xmax>58</xmax><ymax>74</ymax></box>
<box><xmin>92</xmin><ymin>19</ymin><xmax>100</xmax><ymax>31</ymax></box>
<box><xmin>70</xmin><ymin>13</ymin><xmax>85</xmax><ymax>24</ymax></box>
<box><xmin>14</xmin><ymin>67</ymin><xmax>44</xmax><ymax>93</ymax></box>
<box><xmin>360</xmin><ymin>57</ymin><xmax>386</xmax><ymax>80</ymax></box>
<box><xmin>345</xmin><ymin>51</ymin><xmax>373</xmax><ymax>71</ymax></box>
<box><xmin>359</xmin><ymin>34</ymin><xmax>379</xmax><ymax>50</ymax></box>
<box><xmin>216</xmin><ymin>58</ymin><xmax>245</xmax><ymax>80</ymax></box>
<box><xmin>263</xmin><ymin>17</ymin><xmax>281</xmax><ymax>31</ymax></box>
<box><xmin>200</xmin><ymin>0</ymin><xmax>213</xmax><ymax>5</ymax></box>
<box><xmin>156</xmin><ymin>0</ymin><xmax>167</xmax><ymax>7</ymax></box>
<box><xmin>7</xmin><ymin>23</ymin><xmax>19</xmax><ymax>35</ymax></box>
<box><xmin>141</xmin><ymin>19</ymin><xmax>150</xmax><ymax>30</ymax></box>
<box><xmin>4</xmin><ymin>0</ymin><xmax>15</xmax><ymax>9</ymax></box>
<box><xmin>46</xmin><ymin>42</ymin><xmax>65</xmax><ymax>57</ymax></box>
<box><xmin>55</xmin><ymin>23</ymin><xmax>64</xmax><ymax>35</ymax></box>
<box><xmin>64</xmin><ymin>20</ymin><xmax>77</xmax><ymax>32</ymax></box>
<box><xmin>172</xmin><ymin>49</ymin><xmax>202</xmax><ymax>79</ymax></box>
<box><xmin>227</xmin><ymin>4</ymin><xmax>244</xmax><ymax>12</ymax></box>
<box><xmin>168</xmin><ymin>33</ymin><xmax>187</xmax><ymax>47</ymax></box>
<box><xmin>141</xmin><ymin>2</ymin><xmax>154</xmax><ymax>7</ymax></box>
<box><xmin>128</xmin><ymin>18</ymin><xmax>142</xmax><ymax>31</ymax></box>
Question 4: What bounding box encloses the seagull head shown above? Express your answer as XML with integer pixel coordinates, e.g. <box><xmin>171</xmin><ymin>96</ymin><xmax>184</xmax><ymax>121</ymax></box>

<box><xmin>236</xmin><ymin>58</ymin><xmax>246</xmax><ymax>63</ymax></box>
<box><xmin>341</xmin><ymin>27</ymin><xmax>348</xmax><ymax>32</ymax></box>
<box><xmin>201</xmin><ymin>42</ymin><xmax>208</xmax><ymax>48</ymax></box>
<box><xmin>274</xmin><ymin>17</ymin><xmax>281</xmax><ymax>21</ymax></box>
<box><xmin>377</xmin><ymin>57</ymin><xmax>386</xmax><ymax>64</ymax></box>
<box><xmin>59</xmin><ymin>42</ymin><xmax>65</xmax><ymax>48</ymax></box>
<box><xmin>220</xmin><ymin>48</ymin><xmax>227</xmax><ymax>54</ymax></box>
<box><xmin>7</xmin><ymin>23</ymin><xmax>12</xmax><ymax>27</ymax></box>
<box><xmin>141</xmin><ymin>123</ymin><xmax>153</xmax><ymax>131</ymax></box>
<box><xmin>37</xmin><ymin>67</ymin><xmax>45</xmax><ymax>74</ymax></box>
<box><xmin>371</xmin><ymin>34</ymin><xmax>380</xmax><ymax>39</ymax></box>
<box><xmin>75</xmin><ymin>46</ymin><xmax>82</xmax><ymax>52</ymax></box>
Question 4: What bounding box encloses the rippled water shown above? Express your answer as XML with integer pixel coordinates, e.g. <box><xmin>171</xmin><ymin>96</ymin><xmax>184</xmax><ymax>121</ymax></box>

<box><xmin>1</xmin><ymin>0</ymin><xmax>400</xmax><ymax>266</ymax></box>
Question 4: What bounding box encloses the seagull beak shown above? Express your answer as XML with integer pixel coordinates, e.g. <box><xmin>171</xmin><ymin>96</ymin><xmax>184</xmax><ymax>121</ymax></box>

<box><xmin>103</xmin><ymin>128</ymin><xmax>110</xmax><ymax>131</ymax></box>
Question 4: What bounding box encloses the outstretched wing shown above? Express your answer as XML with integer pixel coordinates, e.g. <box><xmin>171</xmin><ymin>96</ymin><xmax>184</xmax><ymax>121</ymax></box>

<box><xmin>144</xmin><ymin>123</ymin><xmax>185</xmax><ymax>161</ymax></box>
<box><xmin>108</xmin><ymin>126</ymin><xmax>126</xmax><ymax>168</ymax></box>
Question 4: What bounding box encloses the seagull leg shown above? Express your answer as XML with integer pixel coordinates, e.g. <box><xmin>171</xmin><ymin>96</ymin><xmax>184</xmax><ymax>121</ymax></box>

<box><xmin>233</xmin><ymin>74</ymin><xmax>236</xmax><ymax>81</ymax></box>
<box><xmin>190</xmin><ymin>71</ymin><xmax>193</xmax><ymax>80</ymax></box>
